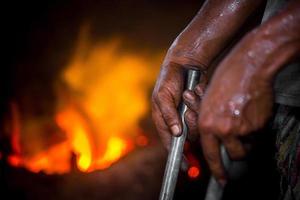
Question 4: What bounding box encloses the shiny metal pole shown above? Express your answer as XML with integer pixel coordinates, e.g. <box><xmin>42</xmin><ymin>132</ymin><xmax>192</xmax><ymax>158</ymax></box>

<box><xmin>204</xmin><ymin>146</ymin><xmax>229</xmax><ymax>200</ymax></box>
<box><xmin>204</xmin><ymin>146</ymin><xmax>247</xmax><ymax>200</ymax></box>
<box><xmin>159</xmin><ymin>69</ymin><xmax>200</xmax><ymax>200</ymax></box>
<box><xmin>158</xmin><ymin>69</ymin><xmax>246</xmax><ymax>200</ymax></box>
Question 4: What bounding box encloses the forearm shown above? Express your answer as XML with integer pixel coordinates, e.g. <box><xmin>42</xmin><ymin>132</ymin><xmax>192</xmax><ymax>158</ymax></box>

<box><xmin>164</xmin><ymin>0</ymin><xmax>264</xmax><ymax>69</ymax></box>
<box><xmin>252</xmin><ymin>0</ymin><xmax>300</xmax><ymax>80</ymax></box>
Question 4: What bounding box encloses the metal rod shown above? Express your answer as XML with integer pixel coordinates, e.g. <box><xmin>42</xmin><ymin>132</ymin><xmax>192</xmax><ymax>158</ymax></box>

<box><xmin>204</xmin><ymin>146</ymin><xmax>230</xmax><ymax>200</ymax></box>
<box><xmin>159</xmin><ymin>69</ymin><xmax>200</xmax><ymax>200</ymax></box>
<box><xmin>158</xmin><ymin>69</ymin><xmax>247</xmax><ymax>200</ymax></box>
<box><xmin>204</xmin><ymin>146</ymin><xmax>247</xmax><ymax>200</ymax></box>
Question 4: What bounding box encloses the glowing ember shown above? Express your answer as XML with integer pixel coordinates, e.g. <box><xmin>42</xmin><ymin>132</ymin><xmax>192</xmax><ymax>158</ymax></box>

<box><xmin>136</xmin><ymin>135</ymin><xmax>149</xmax><ymax>147</ymax></box>
<box><xmin>7</xmin><ymin>25</ymin><xmax>162</xmax><ymax>174</ymax></box>
<box><xmin>188</xmin><ymin>166</ymin><xmax>200</xmax><ymax>179</ymax></box>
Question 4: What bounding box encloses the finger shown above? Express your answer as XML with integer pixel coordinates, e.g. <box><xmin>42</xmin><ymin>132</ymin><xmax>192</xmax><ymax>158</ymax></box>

<box><xmin>201</xmin><ymin>132</ymin><xmax>227</xmax><ymax>185</ymax></box>
<box><xmin>199</xmin><ymin>71</ymin><xmax>208</xmax><ymax>85</ymax></box>
<box><xmin>156</xmin><ymin>91</ymin><xmax>182</xmax><ymax>136</ymax></box>
<box><xmin>152</xmin><ymin>103</ymin><xmax>172</xmax><ymax>150</ymax></box>
<box><xmin>198</xmin><ymin>110</ymin><xmax>227</xmax><ymax>185</ymax></box>
<box><xmin>183</xmin><ymin>90</ymin><xmax>201</xmax><ymax>112</ymax></box>
<box><xmin>222</xmin><ymin>136</ymin><xmax>247</xmax><ymax>160</ymax></box>
<box><xmin>194</xmin><ymin>83</ymin><xmax>206</xmax><ymax>97</ymax></box>
<box><xmin>185</xmin><ymin>109</ymin><xmax>199</xmax><ymax>142</ymax></box>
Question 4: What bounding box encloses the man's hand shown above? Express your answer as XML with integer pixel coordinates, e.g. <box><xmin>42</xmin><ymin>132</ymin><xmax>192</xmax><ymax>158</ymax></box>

<box><xmin>151</xmin><ymin>0</ymin><xmax>264</xmax><ymax>150</ymax></box>
<box><xmin>191</xmin><ymin>2</ymin><xmax>300</xmax><ymax>183</ymax></box>
<box><xmin>151</xmin><ymin>62</ymin><xmax>185</xmax><ymax>149</ymax></box>
<box><xmin>197</xmin><ymin>35</ymin><xmax>274</xmax><ymax>184</ymax></box>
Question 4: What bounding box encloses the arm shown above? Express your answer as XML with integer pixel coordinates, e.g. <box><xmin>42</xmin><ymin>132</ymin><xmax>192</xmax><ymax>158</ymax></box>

<box><xmin>246</xmin><ymin>0</ymin><xmax>300</xmax><ymax>78</ymax></box>
<box><xmin>185</xmin><ymin>0</ymin><xmax>300</xmax><ymax>184</ymax></box>
<box><xmin>164</xmin><ymin>0</ymin><xmax>265</xmax><ymax>68</ymax></box>
<box><xmin>152</xmin><ymin>0</ymin><xmax>264</xmax><ymax>149</ymax></box>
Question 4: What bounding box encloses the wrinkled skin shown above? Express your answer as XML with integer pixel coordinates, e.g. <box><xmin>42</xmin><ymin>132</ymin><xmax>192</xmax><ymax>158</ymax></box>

<box><xmin>152</xmin><ymin>62</ymin><xmax>207</xmax><ymax>149</ymax></box>
<box><xmin>152</xmin><ymin>62</ymin><xmax>185</xmax><ymax>149</ymax></box>
<box><xmin>152</xmin><ymin>0</ymin><xmax>264</xmax><ymax>149</ymax></box>
<box><xmin>184</xmin><ymin>3</ymin><xmax>300</xmax><ymax>184</ymax></box>
<box><xmin>184</xmin><ymin>32</ymin><xmax>275</xmax><ymax>183</ymax></box>
<box><xmin>152</xmin><ymin>0</ymin><xmax>300</xmax><ymax>185</ymax></box>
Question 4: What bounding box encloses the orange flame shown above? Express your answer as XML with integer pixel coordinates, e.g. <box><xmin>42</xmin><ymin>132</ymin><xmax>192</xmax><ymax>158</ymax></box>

<box><xmin>7</xmin><ymin>25</ymin><xmax>162</xmax><ymax>174</ymax></box>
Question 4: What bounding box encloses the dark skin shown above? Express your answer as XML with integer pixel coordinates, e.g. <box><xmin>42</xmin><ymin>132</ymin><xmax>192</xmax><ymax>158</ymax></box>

<box><xmin>152</xmin><ymin>0</ymin><xmax>300</xmax><ymax>185</ymax></box>
<box><xmin>152</xmin><ymin>0</ymin><xmax>264</xmax><ymax>147</ymax></box>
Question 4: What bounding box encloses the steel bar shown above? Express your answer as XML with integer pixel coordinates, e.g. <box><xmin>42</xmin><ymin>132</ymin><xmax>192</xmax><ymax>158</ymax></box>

<box><xmin>158</xmin><ymin>69</ymin><xmax>246</xmax><ymax>200</ymax></box>
<box><xmin>204</xmin><ymin>146</ymin><xmax>230</xmax><ymax>200</ymax></box>
<box><xmin>159</xmin><ymin>69</ymin><xmax>200</xmax><ymax>200</ymax></box>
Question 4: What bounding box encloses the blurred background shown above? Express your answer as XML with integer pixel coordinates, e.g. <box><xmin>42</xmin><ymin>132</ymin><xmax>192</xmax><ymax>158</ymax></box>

<box><xmin>1</xmin><ymin>0</ymin><xmax>280</xmax><ymax>199</ymax></box>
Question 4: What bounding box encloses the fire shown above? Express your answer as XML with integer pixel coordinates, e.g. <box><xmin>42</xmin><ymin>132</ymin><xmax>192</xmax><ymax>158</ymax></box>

<box><xmin>55</xmin><ymin>108</ymin><xmax>93</xmax><ymax>171</ymax></box>
<box><xmin>7</xmin><ymin>25</ymin><xmax>162</xmax><ymax>174</ymax></box>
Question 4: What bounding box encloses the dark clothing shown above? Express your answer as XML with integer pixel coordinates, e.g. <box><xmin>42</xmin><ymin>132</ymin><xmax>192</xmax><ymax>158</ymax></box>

<box><xmin>273</xmin><ymin>105</ymin><xmax>300</xmax><ymax>200</ymax></box>
<box><xmin>274</xmin><ymin>62</ymin><xmax>300</xmax><ymax>108</ymax></box>
<box><xmin>262</xmin><ymin>1</ymin><xmax>300</xmax><ymax>199</ymax></box>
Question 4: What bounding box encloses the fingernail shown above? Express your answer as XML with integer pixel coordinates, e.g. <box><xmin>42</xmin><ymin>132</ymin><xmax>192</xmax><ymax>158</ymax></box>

<box><xmin>195</xmin><ymin>86</ymin><xmax>204</xmax><ymax>97</ymax></box>
<box><xmin>218</xmin><ymin>179</ymin><xmax>227</xmax><ymax>187</ymax></box>
<box><xmin>183</xmin><ymin>91</ymin><xmax>194</xmax><ymax>101</ymax></box>
<box><xmin>171</xmin><ymin>125</ymin><xmax>181</xmax><ymax>136</ymax></box>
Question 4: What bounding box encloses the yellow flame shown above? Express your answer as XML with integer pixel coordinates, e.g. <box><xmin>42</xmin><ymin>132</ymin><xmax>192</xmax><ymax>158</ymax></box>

<box><xmin>8</xmin><ymin>25</ymin><xmax>162</xmax><ymax>174</ymax></box>
<box><xmin>95</xmin><ymin>137</ymin><xmax>127</xmax><ymax>169</ymax></box>
<box><xmin>55</xmin><ymin>26</ymin><xmax>162</xmax><ymax>172</ymax></box>
<box><xmin>55</xmin><ymin>108</ymin><xmax>93</xmax><ymax>171</ymax></box>
<box><xmin>63</xmin><ymin>39</ymin><xmax>158</xmax><ymax>138</ymax></box>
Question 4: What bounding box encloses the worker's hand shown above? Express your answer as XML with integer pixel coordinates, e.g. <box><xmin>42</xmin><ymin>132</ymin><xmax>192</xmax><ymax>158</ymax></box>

<box><xmin>151</xmin><ymin>0</ymin><xmax>266</xmax><ymax>151</ymax></box>
<box><xmin>151</xmin><ymin>62</ymin><xmax>185</xmax><ymax>149</ymax></box>
<box><xmin>196</xmin><ymin>31</ymin><xmax>276</xmax><ymax>184</ymax></box>
<box><xmin>198</xmin><ymin>5</ymin><xmax>300</xmax><ymax>181</ymax></box>
<box><xmin>182</xmin><ymin>83</ymin><xmax>206</xmax><ymax>142</ymax></box>
<box><xmin>184</xmin><ymin>0</ymin><xmax>300</xmax><ymax>185</ymax></box>
<box><xmin>152</xmin><ymin>56</ymin><xmax>207</xmax><ymax>150</ymax></box>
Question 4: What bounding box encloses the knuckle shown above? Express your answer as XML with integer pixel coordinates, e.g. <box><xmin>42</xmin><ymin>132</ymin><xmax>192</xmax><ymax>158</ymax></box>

<box><xmin>217</xmin><ymin>126</ymin><xmax>231</xmax><ymax>137</ymax></box>
<box><xmin>222</xmin><ymin>121</ymin><xmax>232</xmax><ymax>134</ymax></box>
<box><xmin>185</xmin><ymin>110</ymin><xmax>196</xmax><ymax>121</ymax></box>
<box><xmin>215</xmin><ymin>118</ymin><xmax>233</xmax><ymax>137</ymax></box>
<box><xmin>156</xmin><ymin>90</ymin><xmax>168</xmax><ymax>103</ymax></box>
<box><xmin>162</xmin><ymin>112</ymin><xmax>175</xmax><ymax>125</ymax></box>
<box><xmin>199</xmin><ymin>118</ymin><xmax>212</xmax><ymax>133</ymax></box>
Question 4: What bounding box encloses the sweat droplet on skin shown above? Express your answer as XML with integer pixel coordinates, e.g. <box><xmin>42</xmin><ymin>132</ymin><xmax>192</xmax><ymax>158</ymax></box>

<box><xmin>227</xmin><ymin>94</ymin><xmax>251</xmax><ymax>117</ymax></box>
<box><xmin>247</xmin><ymin>51</ymin><xmax>255</xmax><ymax>58</ymax></box>
<box><xmin>223</xmin><ymin>0</ymin><xmax>242</xmax><ymax>15</ymax></box>
<box><xmin>233</xmin><ymin>109</ymin><xmax>240</xmax><ymax>116</ymax></box>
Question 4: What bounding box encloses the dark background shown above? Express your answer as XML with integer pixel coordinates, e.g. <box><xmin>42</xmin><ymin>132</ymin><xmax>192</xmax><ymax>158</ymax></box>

<box><xmin>1</xmin><ymin>0</ymin><xmax>280</xmax><ymax>199</ymax></box>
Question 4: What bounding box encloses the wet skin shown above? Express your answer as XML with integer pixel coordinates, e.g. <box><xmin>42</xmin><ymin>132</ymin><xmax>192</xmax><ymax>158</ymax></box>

<box><xmin>153</xmin><ymin>0</ymin><xmax>264</xmax><ymax>147</ymax></box>
<box><xmin>152</xmin><ymin>0</ymin><xmax>300</xmax><ymax>185</ymax></box>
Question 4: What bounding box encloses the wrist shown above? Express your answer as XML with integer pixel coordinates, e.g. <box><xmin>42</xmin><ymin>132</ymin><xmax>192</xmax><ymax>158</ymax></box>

<box><xmin>242</xmin><ymin>24</ymin><xmax>299</xmax><ymax>82</ymax></box>
<box><xmin>251</xmin><ymin>2</ymin><xmax>300</xmax><ymax>81</ymax></box>
<box><xmin>163</xmin><ymin>47</ymin><xmax>209</xmax><ymax>70</ymax></box>
<box><xmin>161</xmin><ymin>37</ymin><xmax>208</xmax><ymax>70</ymax></box>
